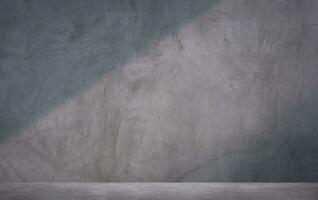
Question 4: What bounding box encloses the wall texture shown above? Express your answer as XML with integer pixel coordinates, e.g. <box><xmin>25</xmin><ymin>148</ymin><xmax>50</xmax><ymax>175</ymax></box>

<box><xmin>0</xmin><ymin>0</ymin><xmax>318</xmax><ymax>182</ymax></box>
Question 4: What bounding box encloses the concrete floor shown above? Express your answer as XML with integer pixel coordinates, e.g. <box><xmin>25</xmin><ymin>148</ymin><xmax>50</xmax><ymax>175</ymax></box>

<box><xmin>0</xmin><ymin>183</ymin><xmax>317</xmax><ymax>200</ymax></box>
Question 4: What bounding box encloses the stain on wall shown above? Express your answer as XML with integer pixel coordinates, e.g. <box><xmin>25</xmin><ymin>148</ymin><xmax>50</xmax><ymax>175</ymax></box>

<box><xmin>0</xmin><ymin>0</ymin><xmax>318</xmax><ymax>182</ymax></box>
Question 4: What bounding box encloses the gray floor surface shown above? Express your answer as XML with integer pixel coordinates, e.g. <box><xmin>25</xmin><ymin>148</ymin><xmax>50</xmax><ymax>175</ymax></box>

<box><xmin>0</xmin><ymin>183</ymin><xmax>317</xmax><ymax>200</ymax></box>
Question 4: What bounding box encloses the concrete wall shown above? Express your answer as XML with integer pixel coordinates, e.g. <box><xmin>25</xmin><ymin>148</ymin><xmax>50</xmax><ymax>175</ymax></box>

<box><xmin>0</xmin><ymin>0</ymin><xmax>318</xmax><ymax>182</ymax></box>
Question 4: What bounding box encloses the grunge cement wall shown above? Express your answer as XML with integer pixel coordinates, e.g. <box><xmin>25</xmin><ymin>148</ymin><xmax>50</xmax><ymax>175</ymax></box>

<box><xmin>1</xmin><ymin>0</ymin><xmax>318</xmax><ymax>182</ymax></box>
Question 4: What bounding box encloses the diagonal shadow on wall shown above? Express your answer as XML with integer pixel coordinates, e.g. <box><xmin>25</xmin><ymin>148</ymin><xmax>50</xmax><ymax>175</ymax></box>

<box><xmin>0</xmin><ymin>0</ymin><xmax>220</xmax><ymax>142</ymax></box>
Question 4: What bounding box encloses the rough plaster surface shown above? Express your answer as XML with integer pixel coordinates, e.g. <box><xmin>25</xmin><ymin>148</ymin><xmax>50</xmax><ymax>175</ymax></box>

<box><xmin>1</xmin><ymin>0</ymin><xmax>318</xmax><ymax>182</ymax></box>
<box><xmin>1</xmin><ymin>183</ymin><xmax>318</xmax><ymax>200</ymax></box>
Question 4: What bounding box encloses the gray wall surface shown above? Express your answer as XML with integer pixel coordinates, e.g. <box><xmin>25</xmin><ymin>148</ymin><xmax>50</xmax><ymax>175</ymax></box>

<box><xmin>0</xmin><ymin>0</ymin><xmax>318</xmax><ymax>182</ymax></box>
